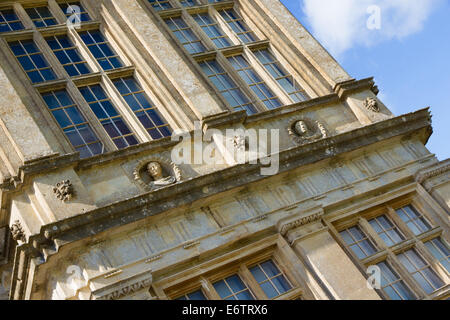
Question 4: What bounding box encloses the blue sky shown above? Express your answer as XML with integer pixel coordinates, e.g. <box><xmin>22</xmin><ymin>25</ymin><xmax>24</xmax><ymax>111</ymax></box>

<box><xmin>281</xmin><ymin>0</ymin><xmax>450</xmax><ymax>160</ymax></box>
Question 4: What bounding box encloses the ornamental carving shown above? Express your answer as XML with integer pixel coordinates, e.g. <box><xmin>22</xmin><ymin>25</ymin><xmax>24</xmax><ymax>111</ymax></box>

<box><xmin>97</xmin><ymin>278</ymin><xmax>153</xmax><ymax>300</ymax></box>
<box><xmin>278</xmin><ymin>211</ymin><xmax>324</xmax><ymax>236</ymax></box>
<box><xmin>233</xmin><ymin>135</ymin><xmax>247</xmax><ymax>150</ymax></box>
<box><xmin>363</xmin><ymin>97</ymin><xmax>380</xmax><ymax>113</ymax></box>
<box><xmin>53</xmin><ymin>180</ymin><xmax>74</xmax><ymax>202</ymax></box>
<box><xmin>288</xmin><ymin>119</ymin><xmax>328</xmax><ymax>145</ymax></box>
<box><xmin>133</xmin><ymin>156</ymin><xmax>182</xmax><ymax>192</ymax></box>
<box><xmin>11</xmin><ymin>220</ymin><xmax>25</xmax><ymax>242</ymax></box>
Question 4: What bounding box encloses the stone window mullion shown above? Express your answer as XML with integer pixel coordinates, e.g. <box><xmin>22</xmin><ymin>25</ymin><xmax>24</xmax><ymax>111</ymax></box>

<box><xmin>210</xmin><ymin>6</ymin><xmax>241</xmax><ymax>47</ymax></box>
<box><xmin>415</xmin><ymin>240</ymin><xmax>450</xmax><ymax>284</ymax></box>
<box><xmin>387</xmin><ymin>251</ymin><xmax>428</xmax><ymax>299</ymax></box>
<box><xmin>13</xmin><ymin>3</ymin><xmax>35</xmax><ymax>30</ymax></box>
<box><xmin>64</xmin><ymin>81</ymin><xmax>117</xmax><ymax>153</ymax></box>
<box><xmin>216</xmin><ymin>51</ymin><xmax>267</xmax><ymax>113</ymax></box>
<box><xmin>162</xmin><ymin>12</ymin><xmax>210</xmax><ymax>54</ymax></box>
<box><xmin>245</xmin><ymin>47</ymin><xmax>293</xmax><ymax>106</ymax></box>
<box><xmin>48</xmin><ymin>0</ymin><xmax>70</xmax><ymax>26</ymax></box>
<box><xmin>200</xmin><ymin>277</ymin><xmax>221</xmax><ymax>300</ymax></box>
<box><xmin>359</xmin><ymin>217</ymin><xmax>389</xmax><ymax>252</ymax></box>
<box><xmin>66</xmin><ymin>27</ymin><xmax>101</xmax><ymax>74</ymax></box>
<box><xmin>183</xmin><ymin>11</ymin><xmax>219</xmax><ymax>53</ymax></box>
<box><xmin>387</xmin><ymin>206</ymin><xmax>417</xmax><ymax>240</ymax></box>
<box><xmin>33</xmin><ymin>30</ymin><xmax>69</xmax><ymax>80</ymax></box>
<box><xmin>103</xmin><ymin>75</ymin><xmax>152</xmax><ymax>143</ymax></box>
<box><xmin>238</xmin><ymin>264</ymin><xmax>267</xmax><ymax>300</ymax></box>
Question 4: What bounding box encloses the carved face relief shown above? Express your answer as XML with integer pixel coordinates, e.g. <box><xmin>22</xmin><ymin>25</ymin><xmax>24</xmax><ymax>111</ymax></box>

<box><xmin>294</xmin><ymin>121</ymin><xmax>309</xmax><ymax>136</ymax></box>
<box><xmin>134</xmin><ymin>157</ymin><xmax>182</xmax><ymax>192</ymax></box>
<box><xmin>233</xmin><ymin>135</ymin><xmax>246</xmax><ymax>150</ymax></box>
<box><xmin>53</xmin><ymin>180</ymin><xmax>73</xmax><ymax>202</ymax></box>
<box><xmin>288</xmin><ymin>119</ymin><xmax>328</xmax><ymax>145</ymax></box>
<box><xmin>147</xmin><ymin>162</ymin><xmax>163</xmax><ymax>181</ymax></box>
<box><xmin>364</xmin><ymin>97</ymin><xmax>380</xmax><ymax>113</ymax></box>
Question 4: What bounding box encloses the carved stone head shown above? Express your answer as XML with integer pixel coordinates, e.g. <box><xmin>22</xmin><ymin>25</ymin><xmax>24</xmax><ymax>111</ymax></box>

<box><xmin>147</xmin><ymin>162</ymin><xmax>163</xmax><ymax>181</ymax></box>
<box><xmin>288</xmin><ymin>119</ymin><xmax>328</xmax><ymax>145</ymax></box>
<box><xmin>134</xmin><ymin>156</ymin><xmax>182</xmax><ymax>191</ymax></box>
<box><xmin>294</xmin><ymin>120</ymin><xmax>309</xmax><ymax>136</ymax></box>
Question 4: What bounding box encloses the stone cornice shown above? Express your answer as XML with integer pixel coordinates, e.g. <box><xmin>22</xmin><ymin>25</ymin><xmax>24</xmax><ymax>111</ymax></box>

<box><xmin>0</xmin><ymin>77</ymin><xmax>380</xmax><ymax>195</ymax></box>
<box><xmin>0</xmin><ymin>137</ymin><xmax>179</xmax><ymax>192</ymax></box>
<box><xmin>34</xmin><ymin>109</ymin><xmax>433</xmax><ymax>244</ymax></box>
<box><xmin>334</xmin><ymin>77</ymin><xmax>376</xmax><ymax>99</ymax></box>
<box><xmin>9</xmin><ymin>107</ymin><xmax>432</xmax><ymax>299</ymax></box>
<box><xmin>196</xmin><ymin>78</ymin><xmax>378</xmax><ymax>130</ymax></box>
<box><xmin>415</xmin><ymin>158</ymin><xmax>450</xmax><ymax>184</ymax></box>
<box><xmin>245</xmin><ymin>94</ymin><xmax>339</xmax><ymax>124</ymax></box>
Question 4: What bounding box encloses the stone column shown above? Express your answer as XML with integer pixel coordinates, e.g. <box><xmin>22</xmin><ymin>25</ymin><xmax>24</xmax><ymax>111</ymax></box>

<box><xmin>247</xmin><ymin>0</ymin><xmax>353</xmax><ymax>89</ymax></box>
<box><xmin>277</xmin><ymin>207</ymin><xmax>381</xmax><ymax>300</ymax></box>
<box><xmin>0</xmin><ymin>65</ymin><xmax>56</xmax><ymax>164</ymax></box>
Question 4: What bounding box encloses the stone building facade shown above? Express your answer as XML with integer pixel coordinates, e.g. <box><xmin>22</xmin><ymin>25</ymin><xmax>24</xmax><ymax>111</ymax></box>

<box><xmin>0</xmin><ymin>0</ymin><xmax>448</xmax><ymax>300</ymax></box>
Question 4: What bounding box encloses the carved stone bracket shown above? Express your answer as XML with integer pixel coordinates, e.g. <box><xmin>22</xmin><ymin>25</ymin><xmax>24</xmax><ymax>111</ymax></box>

<box><xmin>53</xmin><ymin>180</ymin><xmax>74</xmax><ymax>202</ymax></box>
<box><xmin>10</xmin><ymin>221</ymin><xmax>25</xmax><ymax>242</ymax></box>
<box><xmin>233</xmin><ymin>134</ymin><xmax>247</xmax><ymax>151</ymax></box>
<box><xmin>363</xmin><ymin>97</ymin><xmax>380</xmax><ymax>113</ymax></box>
<box><xmin>277</xmin><ymin>207</ymin><xmax>324</xmax><ymax>236</ymax></box>
<box><xmin>415</xmin><ymin>159</ymin><xmax>450</xmax><ymax>184</ymax></box>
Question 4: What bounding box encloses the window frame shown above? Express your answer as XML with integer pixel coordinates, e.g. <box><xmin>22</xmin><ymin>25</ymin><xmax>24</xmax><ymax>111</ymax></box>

<box><xmin>159</xmin><ymin>237</ymin><xmax>308</xmax><ymax>300</ymax></box>
<box><xmin>0</xmin><ymin>2</ymin><xmax>175</xmax><ymax>157</ymax></box>
<box><xmin>332</xmin><ymin>194</ymin><xmax>449</xmax><ymax>300</ymax></box>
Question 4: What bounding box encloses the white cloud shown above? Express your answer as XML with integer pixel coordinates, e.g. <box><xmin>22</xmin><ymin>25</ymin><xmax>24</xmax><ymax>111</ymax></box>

<box><xmin>301</xmin><ymin>0</ymin><xmax>443</xmax><ymax>56</ymax></box>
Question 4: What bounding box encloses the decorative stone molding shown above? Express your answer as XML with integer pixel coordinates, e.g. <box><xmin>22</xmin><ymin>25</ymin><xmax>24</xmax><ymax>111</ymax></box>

<box><xmin>252</xmin><ymin>214</ymin><xmax>268</xmax><ymax>222</ymax></box>
<box><xmin>288</xmin><ymin>119</ymin><xmax>328</xmax><ymax>145</ymax></box>
<box><xmin>363</xmin><ymin>97</ymin><xmax>380</xmax><ymax>113</ymax></box>
<box><xmin>371</xmin><ymin>85</ymin><xmax>379</xmax><ymax>96</ymax></box>
<box><xmin>97</xmin><ymin>278</ymin><xmax>153</xmax><ymax>300</ymax></box>
<box><xmin>104</xmin><ymin>269</ymin><xmax>123</xmax><ymax>279</ymax></box>
<box><xmin>183</xmin><ymin>240</ymin><xmax>200</xmax><ymax>250</ymax></box>
<box><xmin>53</xmin><ymin>180</ymin><xmax>74</xmax><ymax>202</ymax></box>
<box><xmin>133</xmin><ymin>155</ymin><xmax>182</xmax><ymax>192</ymax></box>
<box><xmin>145</xmin><ymin>254</ymin><xmax>163</xmax><ymax>264</ymax></box>
<box><xmin>233</xmin><ymin>134</ymin><xmax>247</xmax><ymax>150</ymax></box>
<box><xmin>10</xmin><ymin>221</ymin><xmax>25</xmax><ymax>242</ymax></box>
<box><xmin>415</xmin><ymin>159</ymin><xmax>450</xmax><ymax>184</ymax></box>
<box><xmin>93</xmin><ymin>271</ymin><xmax>153</xmax><ymax>300</ymax></box>
<box><xmin>277</xmin><ymin>207</ymin><xmax>324</xmax><ymax>236</ymax></box>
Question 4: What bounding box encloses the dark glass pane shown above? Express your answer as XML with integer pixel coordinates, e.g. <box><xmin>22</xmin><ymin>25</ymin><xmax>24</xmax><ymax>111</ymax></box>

<box><xmin>124</xmin><ymin>135</ymin><xmax>138</xmax><ymax>146</ymax></box>
<box><xmin>17</xmin><ymin>56</ymin><xmax>34</xmax><ymax>71</ymax></box>
<box><xmin>148</xmin><ymin>128</ymin><xmax>162</xmax><ymax>140</ymax></box>
<box><xmin>260</xmin><ymin>282</ymin><xmax>277</xmax><ymax>299</ymax></box>
<box><xmin>213</xmin><ymin>280</ymin><xmax>231</xmax><ymax>299</ymax></box>
<box><xmin>249</xmin><ymin>265</ymin><xmax>266</xmax><ymax>283</ymax></box>
<box><xmin>27</xmin><ymin>71</ymin><xmax>43</xmax><ymax>83</ymax></box>
<box><xmin>40</xmin><ymin>68</ymin><xmax>56</xmax><ymax>81</ymax></box>
<box><xmin>187</xmin><ymin>290</ymin><xmax>206</xmax><ymax>300</ymax></box>
<box><xmin>236</xmin><ymin>291</ymin><xmax>254</xmax><ymax>300</ymax></box>
<box><xmin>55</xmin><ymin>91</ymin><xmax>73</xmax><ymax>106</ymax></box>
<box><xmin>52</xmin><ymin>109</ymin><xmax>71</xmax><ymax>127</ymax></box>
<box><xmin>226</xmin><ymin>275</ymin><xmax>245</xmax><ymax>293</ymax></box>
<box><xmin>272</xmin><ymin>276</ymin><xmax>292</xmax><ymax>294</ymax></box>
<box><xmin>65</xmin><ymin>107</ymin><xmax>84</xmax><ymax>124</ymax></box>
